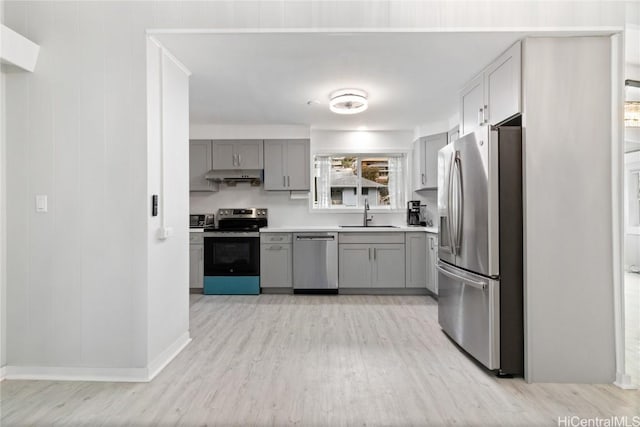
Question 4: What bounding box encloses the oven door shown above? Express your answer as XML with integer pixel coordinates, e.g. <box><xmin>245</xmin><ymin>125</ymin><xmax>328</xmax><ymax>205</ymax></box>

<box><xmin>204</xmin><ymin>235</ymin><xmax>259</xmax><ymax>276</ymax></box>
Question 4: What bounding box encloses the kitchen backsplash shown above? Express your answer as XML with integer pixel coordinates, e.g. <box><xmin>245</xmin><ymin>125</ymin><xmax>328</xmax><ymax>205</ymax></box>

<box><xmin>190</xmin><ymin>184</ymin><xmax>438</xmax><ymax>227</ymax></box>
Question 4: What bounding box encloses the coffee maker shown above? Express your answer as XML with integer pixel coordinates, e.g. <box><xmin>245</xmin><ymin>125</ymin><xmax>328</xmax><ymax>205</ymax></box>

<box><xmin>407</xmin><ymin>200</ymin><xmax>421</xmax><ymax>226</ymax></box>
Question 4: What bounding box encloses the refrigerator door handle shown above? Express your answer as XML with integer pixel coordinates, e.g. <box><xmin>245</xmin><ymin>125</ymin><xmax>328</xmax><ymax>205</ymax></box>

<box><xmin>454</xmin><ymin>153</ymin><xmax>463</xmax><ymax>252</ymax></box>
<box><xmin>447</xmin><ymin>151</ymin><xmax>457</xmax><ymax>256</ymax></box>
<box><xmin>436</xmin><ymin>263</ymin><xmax>487</xmax><ymax>290</ymax></box>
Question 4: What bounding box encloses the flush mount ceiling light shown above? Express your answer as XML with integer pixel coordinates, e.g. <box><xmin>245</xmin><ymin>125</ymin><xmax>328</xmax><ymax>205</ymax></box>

<box><xmin>329</xmin><ymin>89</ymin><xmax>368</xmax><ymax>115</ymax></box>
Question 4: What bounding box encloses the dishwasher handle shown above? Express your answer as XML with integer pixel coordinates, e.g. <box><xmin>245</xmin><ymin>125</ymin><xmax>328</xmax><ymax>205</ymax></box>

<box><xmin>295</xmin><ymin>235</ymin><xmax>336</xmax><ymax>241</ymax></box>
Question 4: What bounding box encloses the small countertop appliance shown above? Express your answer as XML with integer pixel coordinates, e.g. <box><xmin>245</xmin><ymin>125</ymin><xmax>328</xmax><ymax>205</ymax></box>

<box><xmin>190</xmin><ymin>214</ymin><xmax>214</xmax><ymax>229</ymax></box>
<box><xmin>407</xmin><ymin>201</ymin><xmax>421</xmax><ymax>226</ymax></box>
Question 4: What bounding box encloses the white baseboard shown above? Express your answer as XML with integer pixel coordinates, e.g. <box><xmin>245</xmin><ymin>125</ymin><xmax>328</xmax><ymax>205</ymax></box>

<box><xmin>4</xmin><ymin>331</ymin><xmax>191</xmax><ymax>383</ymax></box>
<box><xmin>5</xmin><ymin>365</ymin><xmax>149</xmax><ymax>382</ymax></box>
<box><xmin>614</xmin><ymin>372</ymin><xmax>638</xmax><ymax>389</ymax></box>
<box><xmin>147</xmin><ymin>331</ymin><xmax>191</xmax><ymax>381</ymax></box>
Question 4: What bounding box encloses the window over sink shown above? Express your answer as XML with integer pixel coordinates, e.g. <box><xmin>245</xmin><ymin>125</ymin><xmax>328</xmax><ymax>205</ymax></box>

<box><xmin>312</xmin><ymin>154</ymin><xmax>406</xmax><ymax>210</ymax></box>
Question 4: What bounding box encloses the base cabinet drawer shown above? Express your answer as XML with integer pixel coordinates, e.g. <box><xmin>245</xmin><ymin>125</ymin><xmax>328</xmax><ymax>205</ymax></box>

<box><xmin>260</xmin><ymin>244</ymin><xmax>292</xmax><ymax>287</ymax></box>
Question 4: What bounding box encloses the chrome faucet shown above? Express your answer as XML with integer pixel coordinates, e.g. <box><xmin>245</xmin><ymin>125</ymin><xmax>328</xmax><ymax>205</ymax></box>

<box><xmin>363</xmin><ymin>198</ymin><xmax>372</xmax><ymax>227</ymax></box>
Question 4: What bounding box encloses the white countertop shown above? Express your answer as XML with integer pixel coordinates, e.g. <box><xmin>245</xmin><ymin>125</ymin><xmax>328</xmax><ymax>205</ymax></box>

<box><xmin>260</xmin><ymin>226</ymin><xmax>439</xmax><ymax>234</ymax></box>
<box><xmin>190</xmin><ymin>228</ymin><xmax>204</xmax><ymax>233</ymax></box>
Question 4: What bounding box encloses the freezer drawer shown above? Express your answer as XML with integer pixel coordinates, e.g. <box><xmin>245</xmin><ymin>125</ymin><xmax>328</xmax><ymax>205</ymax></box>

<box><xmin>437</xmin><ymin>261</ymin><xmax>500</xmax><ymax>370</ymax></box>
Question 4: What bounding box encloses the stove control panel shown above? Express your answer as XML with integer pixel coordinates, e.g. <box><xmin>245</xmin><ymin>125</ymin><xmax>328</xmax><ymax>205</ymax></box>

<box><xmin>217</xmin><ymin>208</ymin><xmax>268</xmax><ymax>219</ymax></box>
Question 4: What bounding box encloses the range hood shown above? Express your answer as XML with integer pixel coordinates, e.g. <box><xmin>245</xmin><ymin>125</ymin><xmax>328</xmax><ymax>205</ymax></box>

<box><xmin>205</xmin><ymin>169</ymin><xmax>263</xmax><ymax>186</ymax></box>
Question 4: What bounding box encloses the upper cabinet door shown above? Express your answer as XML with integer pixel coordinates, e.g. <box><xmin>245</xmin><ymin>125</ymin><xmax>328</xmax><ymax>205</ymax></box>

<box><xmin>264</xmin><ymin>140</ymin><xmax>287</xmax><ymax>190</ymax></box>
<box><xmin>235</xmin><ymin>140</ymin><xmax>264</xmax><ymax>169</ymax></box>
<box><xmin>460</xmin><ymin>74</ymin><xmax>484</xmax><ymax>137</ymax></box>
<box><xmin>448</xmin><ymin>126</ymin><xmax>460</xmax><ymax>144</ymax></box>
<box><xmin>189</xmin><ymin>140</ymin><xmax>215</xmax><ymax>192</ymax></box>
<box><xmin>212</xmin><ymin>141</ymin><xmax>236</xmax><ymax>169</ymax></box>
<box><xmin>412</xmin><ymin>138</ymin><xmax>424</xmax><ymax>192</ymax></box>
<box><xmin>424</xmin><ymin>133</ymin><xmax>447</xmax><ymax>189</ymax></box>
<box><xmin>285</xmin><ymin>139</ymin><xmax>310</xmax><ymax>191</ymax></box>
<box><xmin>485</xmin><ymin>42</ymin><xmax>521</xmax><ymax>125</ymax></box>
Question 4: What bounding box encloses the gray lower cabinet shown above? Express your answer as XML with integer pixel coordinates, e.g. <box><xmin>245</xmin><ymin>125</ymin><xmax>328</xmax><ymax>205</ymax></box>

<box><xmin>371</xmin><ymin>245</ymin><xmax>405</xmax><ymax>287</ymax></box>
<box><xmin>405</xmin><ymin>232</ymin><xmax>427</xmax><ymax>288</ymax></box>
<box><xmin>189</xmin><ymin>234</ymin><xmax>204</xmax><ymax>289</ymax></box>
<box><xmin>260</xmin><ymin>233</ymin><xmax>293</xmax><ymax>288</ymax></box>
<box><xmin>338</xmin><ymin>245</ymin><xmax>373</xmax><ymax>287</ymax></box>
<box><xmin>339</xmin><ymin>234</ymin><xmax>405</xmax><ymax>288</ymax></box>
<box><xmin>426</xmin><ymin>234</ymin><xmax>439</xmax><ymax>294</ymax></box>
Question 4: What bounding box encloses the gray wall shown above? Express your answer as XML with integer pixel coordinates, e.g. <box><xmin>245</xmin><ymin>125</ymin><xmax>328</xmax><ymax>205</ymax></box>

<box><xmin>522</xmin><ymin>37</ymin><xmax>616</xmax><ymax>383</ymax></box>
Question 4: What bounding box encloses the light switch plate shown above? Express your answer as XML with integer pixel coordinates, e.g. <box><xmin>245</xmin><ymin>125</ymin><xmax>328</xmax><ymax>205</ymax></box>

<box><xmin>35</xmin><ymin>195</ymin><xmax>47</xmax><ymax>213</ymax></box>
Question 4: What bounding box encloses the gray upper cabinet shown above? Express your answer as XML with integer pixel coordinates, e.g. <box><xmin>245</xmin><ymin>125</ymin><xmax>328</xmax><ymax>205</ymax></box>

<box><xmin>406</xmin><ymin>232</ymin><xmax>427</xmax><ymax>288</ymax></box>
<box><xmin>413</xmin><ymin>133</ymin><xmax>447</xmax><ymax>191</ymax></box>
<box><xmin>460</xmin><ymin>74</ymin><xmax>485</xmax><ymax>137</ymax></box>
<box><xmin>264</xmin><ymin>139</ymin><xmax>310</xmax><ymax>191</ymax></box>
<box><xmin>448</xmin><ymin>125</ymin><xmax>460</xmax><ymax>144</ymax></box>
<box><xmin>189</xmin><ymin>140</ymin><xmax>217</xmax><ymax>192</ymax></box>
<box><xmin>485</xmin><ymin>41</ymin><xmax>521</xmax><ymax>126</ymax></box>
<box><xmin>212</xmin><ymin>139</ymin><xmax>263</xmax><ymax>169</ymax></box>
<box><xmin>460</xmin><ymin>41</ymin><xmax>521</xmax><ymax>137</ymax></box>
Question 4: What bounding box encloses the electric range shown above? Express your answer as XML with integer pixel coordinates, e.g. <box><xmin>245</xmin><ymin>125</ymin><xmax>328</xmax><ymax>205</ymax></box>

<box><xmin>202</xmin><ymin>208</ymin><xmax>267</xmax><ymax>295</ymax></box>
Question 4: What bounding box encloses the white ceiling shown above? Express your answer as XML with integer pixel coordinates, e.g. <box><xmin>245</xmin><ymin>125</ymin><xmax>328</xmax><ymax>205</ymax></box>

<box><xmin>155</xmin><ymin>32</ymin><xmax>526</xmax><ymax>130</ymax></box>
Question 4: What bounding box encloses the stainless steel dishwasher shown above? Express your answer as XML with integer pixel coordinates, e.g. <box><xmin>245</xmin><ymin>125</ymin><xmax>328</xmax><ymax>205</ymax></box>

<box><xmin>292</xmin><ymin>232</ymin><xmax>338</xmax><ymax>291</ymax></box>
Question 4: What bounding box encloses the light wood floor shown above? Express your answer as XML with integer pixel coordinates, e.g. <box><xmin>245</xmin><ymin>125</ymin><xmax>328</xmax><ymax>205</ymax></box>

<box><xmin>1</xmin><ymin>294</ymin><xmax>638</xmax><ymax>426</ymax></box>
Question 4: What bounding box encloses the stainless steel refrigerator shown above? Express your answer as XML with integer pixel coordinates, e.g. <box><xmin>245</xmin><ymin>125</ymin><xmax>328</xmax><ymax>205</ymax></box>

<box><xmin>437</xmin><ymin>125</ymin><xmax>523</xmax><ymax>376</ymax></box>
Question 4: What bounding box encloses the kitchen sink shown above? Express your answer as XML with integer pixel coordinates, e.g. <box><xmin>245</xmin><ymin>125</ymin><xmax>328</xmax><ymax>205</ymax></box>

<box><xmin>340</xmin><ymin>225</ymin><xmax>399</xmax><ymax>228</ymax></box>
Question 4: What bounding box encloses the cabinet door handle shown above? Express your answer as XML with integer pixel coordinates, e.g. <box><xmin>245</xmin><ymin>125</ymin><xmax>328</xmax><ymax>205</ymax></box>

<box><xmin>287</xmin><ymin>176</ymin><xmax>290</xmax><ymax>187</ymax></box>
<box><xmin>237</xmin><ymin>154</ymin><xmax>242</xmax><ymax>166</ymax></box>
<box><xmin>483</xmin><ymin>104</ymin><xmax>488</xmax><ymax>124</ymax></box>
<box><xmin>373</xmin><ymin>248</ymin><xmax>377</xmax><ymax>260</ymax></box>
<box><xmin>478</xmin><ymin>107</ymin><xmax>483</xmax><ymax>126</ymax></box>
<box><xmin>283</xmin><ymin>176</ymin><xmax>286</xmax><ymax>187</ymax></box>
<box><xmin>430</xmin><ymin>238</ymin><xmax>434</xmax><ymax>250</ymax></box>
<box><xmin>268</xmin><ymin>245</ymin><xmax>282</xmax><ymax>250</ymax></box>
<box><xmin>422</xmin><ymin>173</ymin><xmax>425</xmax><ymax>185</ymax></box>
<box><xmin>272</xmin><ymin>237</ymin><xmax>283</xmax><ymax>241</ymax></box>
